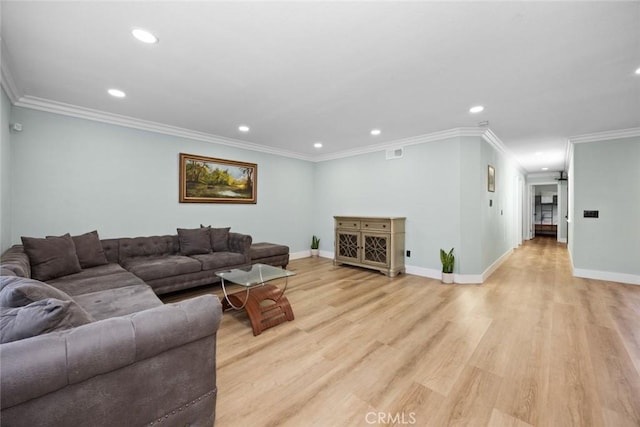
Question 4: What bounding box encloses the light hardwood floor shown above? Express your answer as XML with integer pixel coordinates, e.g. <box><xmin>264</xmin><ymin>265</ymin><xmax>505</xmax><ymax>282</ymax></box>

<box><xmin>163</xmin><ymin>237</ymin><xmax>640</xmax><ymax>427</ymax></box>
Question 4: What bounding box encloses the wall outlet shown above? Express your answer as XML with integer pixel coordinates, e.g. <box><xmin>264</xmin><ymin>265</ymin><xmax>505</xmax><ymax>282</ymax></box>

<box><xmin>406</xmin><ymin>250</ymin><xmax>411</xmax><ymax>257</ymax></box>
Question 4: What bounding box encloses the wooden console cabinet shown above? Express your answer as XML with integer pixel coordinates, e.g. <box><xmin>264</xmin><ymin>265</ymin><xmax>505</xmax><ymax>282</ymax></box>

<box><xmin>334</xmin><ymin>216</ymin><xmax>406</xmax><ymax>277</ymax></box>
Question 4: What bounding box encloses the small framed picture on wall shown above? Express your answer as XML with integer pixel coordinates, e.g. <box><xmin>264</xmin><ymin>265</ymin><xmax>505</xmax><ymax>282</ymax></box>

<box><xmin>488</xmin><ymin>165</ymin><xmax>495</xmax><ymax>192</ymax></box>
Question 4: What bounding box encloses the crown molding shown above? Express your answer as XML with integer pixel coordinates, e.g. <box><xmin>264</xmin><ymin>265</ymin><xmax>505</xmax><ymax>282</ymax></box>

<box><xmin>13</xmin><ymin>95</ymin><xmax>313</xmax><ymax>161</ymax></box>
<box><xmin>9</xmin><ymin>91</ymin><xmax>524</xmax><ymax>172</ymax></box>
<box><xmin>0</xmin><ymin>39</ymin><xmax>21</xmax><ymax>103</ymax></box>
<box><xmin>313</xmin><ymin>128</ymin><xmax>481</xmax><ymax>162</ymax></box>
<box><xmin>569</xmin><ymin>127</ymin><xmax>640</xmax><ymax>144</ymax></box>
<box><xmin>480</xmin><ymin>128</ymin><xmax>526</xmax><ymax>175</ymax></box>
<box><xmin>526</xmin><ymin>171</ymin><xmax>561</xmax><ymax>181</ymax></box>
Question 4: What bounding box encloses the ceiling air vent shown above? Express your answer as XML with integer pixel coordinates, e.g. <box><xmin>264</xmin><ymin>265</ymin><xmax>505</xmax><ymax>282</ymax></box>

<box><xmin>385</xmin><ymin>147</ymin><xmax>404</xmax><ymax>160</ymax></box>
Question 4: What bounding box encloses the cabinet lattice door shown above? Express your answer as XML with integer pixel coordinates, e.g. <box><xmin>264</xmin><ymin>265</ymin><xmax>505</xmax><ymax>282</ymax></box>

<box><xmin>337</xmin><ymin>232</ymin><xmax>359</xmax><ymax>261</ymax></box>
<box><xmin>363</xmin><ymin>234</ymin><xmax>389</xmax><ymax>265</ymax></box>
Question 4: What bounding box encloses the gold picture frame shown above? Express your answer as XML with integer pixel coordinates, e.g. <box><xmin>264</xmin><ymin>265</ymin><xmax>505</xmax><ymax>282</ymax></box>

<box><xmin>179</xmin><ymin>153</ymin><xmax>257</xmax><ymax>203</ymax></box>
<box><xmin>488</xmin><ymin>165</ymin><xmax>495</xmax><ymax>192</ymax></box>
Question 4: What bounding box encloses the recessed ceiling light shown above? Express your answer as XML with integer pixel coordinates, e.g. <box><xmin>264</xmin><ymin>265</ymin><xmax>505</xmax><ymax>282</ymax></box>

<box><xmin>370</xmin><ymin>129</ymin><xmax>381</xmax><ymax>136</ymax></box>
<box><xmin>635</xmin><ymin>67</ymin><xmax>640</xmax><ymax>75</ymax></box>
<box><xmin>314</xmin><ymin>142</ymin><xmax>323</xmax><ymax>148</ymax></box>
<box><xmin>469</xmin><ymin>105</ymin><xmax>484</xmax><ymax>114</ymax></box>
<box><xmin>107</xmin><ymin>88</ymin><xmax>126</xmax><ymax>98</ymax></box>
<box><xmin>541</xmin><ymin>167</ymin><xmax>549</xmax><ymax>171</ymax></box>
<box><xmin>132</xmin><ymin>28</ymin><xmax>158</xmax><ymax>44</ymax></box>
<box><xmin>238</xmin><ymin>125</ymin><xmax>250</xmax><ymax>132</ymax></box>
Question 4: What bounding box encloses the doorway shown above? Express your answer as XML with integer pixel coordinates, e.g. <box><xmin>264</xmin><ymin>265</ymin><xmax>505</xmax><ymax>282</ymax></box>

<box><xmin>525</xmin><ymin>181</ymin><xmax>568</xmax><ymax>243</ymax></box>
<box><xmin>533</xmin><ymin>185</ymin><xmax>558</xmax><ymax>238</ymax></box>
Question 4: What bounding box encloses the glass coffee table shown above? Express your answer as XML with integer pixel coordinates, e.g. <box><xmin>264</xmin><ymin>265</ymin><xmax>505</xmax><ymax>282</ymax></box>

<box><xmin>215</xmin><ymin>264</ymin><xmax>295</xmax><ymax>336</ymax></box>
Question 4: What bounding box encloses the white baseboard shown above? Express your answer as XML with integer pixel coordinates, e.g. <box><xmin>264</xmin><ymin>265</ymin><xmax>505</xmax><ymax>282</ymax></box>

<box><xmin>405</xmin><ymin>265</ymin><xmax>483</xmax><ymax>284</ymax></box>
<box><xmin>294</xmin><ymin>250</ymin><xmax>334</xmax><ymax>260</ymax></box>
<box><xmin>573</xmin><ymin>268</ymin><xmax>640</xmax><ymax>286</ymax></box>
<box><xmin>569</xmin><ymin>248</ymin><xmax>639</xmax><ymax>285</ymax></box>
<box><xmin>405</xmin><ymin>265</ymin><xmax>441</xmax><ymax>280</ymax></box>
<box><xmin>481</xmin><ymin>248</ymin><xmax>513</xmax><ymax>282</ymax></box>
<box><xmin>558</xmin><ymin>237</ymin><xmax>567</xmax><ymax>243</ymax></box>
<box><xmin>304</xmin><ymin>249</ymin><xmax>513</xmax><ymax>285</ymax></box>
<box><xmin>290</xmin><ymin>250</ymin><xmax>312</xmax><ymax>260</ymax></box>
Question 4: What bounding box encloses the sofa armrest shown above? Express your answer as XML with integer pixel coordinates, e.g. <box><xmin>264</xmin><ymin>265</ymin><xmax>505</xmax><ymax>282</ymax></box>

<box><xmin>0</xmin><ymin>245</ymin><xmax>31</xmax><ymax>278</ymax></box>
<box><xmin>228</xmin><ymin>232</ymin><xmax>252</xmax><ymax>263</ymax></box>
<box><xmin>1</xmin><ymin>294</ymin><xmax>222</xmax><ymax>411</ymax></box>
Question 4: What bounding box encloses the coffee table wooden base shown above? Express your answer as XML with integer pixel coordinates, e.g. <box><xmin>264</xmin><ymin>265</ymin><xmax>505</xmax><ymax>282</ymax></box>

<box><xmin>222</xmin><ymin>284</ymin><xmax>294</xmax><ymax>336</ymax></box>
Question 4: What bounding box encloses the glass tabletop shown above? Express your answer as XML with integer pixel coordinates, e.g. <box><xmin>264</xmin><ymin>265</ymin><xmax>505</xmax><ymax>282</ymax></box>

<box><xmin>215</xmin><ymin>263</ymin><xmax>295</xmax><ymax>287</ymax></box>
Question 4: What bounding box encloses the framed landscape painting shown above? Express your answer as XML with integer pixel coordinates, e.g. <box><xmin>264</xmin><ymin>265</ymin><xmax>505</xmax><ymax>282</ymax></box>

<box><xmin>179</xmin><ymin>153</ymin><xmax>257</xmax><ymax>203</ymax></box>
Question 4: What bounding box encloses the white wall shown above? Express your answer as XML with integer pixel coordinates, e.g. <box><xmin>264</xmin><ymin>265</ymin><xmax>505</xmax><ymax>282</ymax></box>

<box><xmin>570</xmin><ymin>137</ymin><xmax>640</xmax><ymax>283</ymax></box>
<box><xmin>0</xmin><ymin>88</ymin><xmax>12</xmax><ymax>251</ymax></box>
<box><xmin>8</xmin><ymin>106</ymin><xmax>315</xmax><ymax>253</ymax></box>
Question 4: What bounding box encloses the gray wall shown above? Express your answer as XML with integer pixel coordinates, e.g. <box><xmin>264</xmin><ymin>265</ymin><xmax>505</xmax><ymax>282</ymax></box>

<box><xmin>571</xmin><ymin>137</ymin><xmax>640</xmax><ymax>277</ymax></box>
<box><xmin>315</xmin><ymin>137</ymin><xmax>462</xmax><ymax>274</ymax></box>
<box><xmin>7</xmin><ymin>106</ymin><xmax>315</xmax><ymax>253</ymax></box>
<box><xmin>315</xmin><ymin>135</ymin><xmax>523</xmax><ymax>278</ymax></box>
<box><xmin>3</xmin><ymin>101</ymin><xmax>525</xmax><ymax>280</ymax></box>
<box><xmin>1</xmin><ymin>89</ymin><xmax>12</xmax><ymax>251</ymax></box>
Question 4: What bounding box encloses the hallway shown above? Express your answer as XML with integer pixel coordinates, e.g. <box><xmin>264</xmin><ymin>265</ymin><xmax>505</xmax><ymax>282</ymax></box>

<box><xmin>481</xmin><ymin>236</ymin><xmax>640</xmax><ymax>426</ymax></box>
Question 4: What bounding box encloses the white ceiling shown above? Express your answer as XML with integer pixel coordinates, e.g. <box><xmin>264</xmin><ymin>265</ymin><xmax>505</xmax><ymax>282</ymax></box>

<box><xmin>2</xmin><ymin>1</ymin><xmax>639</xmax><ymax>173</ymax></box>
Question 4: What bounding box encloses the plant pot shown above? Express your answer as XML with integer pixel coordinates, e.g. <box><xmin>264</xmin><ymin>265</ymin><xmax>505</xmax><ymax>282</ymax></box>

<box><xmin>310</xmin><ymin>249</ymin><xmax>319</xmax><ymax>257</ymax></box>
<box><xmin>441</xmin><ymin>272</ymin><xmax>454</xmax><ymax>284</ymax></box>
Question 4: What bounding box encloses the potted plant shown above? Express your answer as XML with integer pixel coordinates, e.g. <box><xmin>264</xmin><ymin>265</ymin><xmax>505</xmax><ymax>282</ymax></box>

<box><xmin>311</xmin><ymin>235</ymin><xmax>320</xmax><ymax>257</ymax></box>
<box><xmin>440</xmin><ymin>247</ymin><xmax>455</xmax><ymax>284</ymax></box>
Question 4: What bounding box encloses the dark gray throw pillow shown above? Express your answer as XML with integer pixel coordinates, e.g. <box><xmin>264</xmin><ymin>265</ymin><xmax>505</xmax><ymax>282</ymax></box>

<box><xmin>201</xmin><ymin>225</ymin><xmax>231</xmax><ymax>252</ymax></box>
<box><xmin>72</xmin><ymin>230</ymin><xmax>108</xmax><ymax>268</ymax></box>
<box><xmin>177</xmin><ymin>227</ymin><xmax>212</xmax><ymax>256</ymax></box>
<box><xmin>0</xmin><ymin>298</ymin><xmax>94</xmax><ymax>344</ymax></box>
<box><xmin>0</xmin><ymin>276</ymin><xmax>73</xmax><ymax>307</ymax></box>
<box><xmin>21</xmin><ymin>234</ymin><xmax>82</xmax><ymax>281</ymax></box>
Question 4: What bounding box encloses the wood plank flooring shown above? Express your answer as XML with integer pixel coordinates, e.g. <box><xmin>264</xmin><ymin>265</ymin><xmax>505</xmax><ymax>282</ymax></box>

<box><xmin>162</xmin><ymin>237</ymin><xmax>640</xmax><ymax>427</ymax></box>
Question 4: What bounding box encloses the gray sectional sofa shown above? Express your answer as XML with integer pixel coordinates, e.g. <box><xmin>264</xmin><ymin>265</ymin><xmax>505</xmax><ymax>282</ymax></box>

<box><xmin>0</xmin><ymin>226</ymin><xmax>252</xmax><ymax>427</ymax></box>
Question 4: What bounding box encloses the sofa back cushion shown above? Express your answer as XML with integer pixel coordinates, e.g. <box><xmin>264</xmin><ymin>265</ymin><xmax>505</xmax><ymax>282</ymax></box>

<box><xmin>71</xmin><ymin>231</ymin><xmax>109</xmax><ymax>269</ymax></box>
<box><xmin>201</xmin><ymin>225</ymin><xmax>231</xmax><ymax>252</ymax></box>
<box><xmin>21</xmin><ymin>234</ymin><xmax>82</xmax><ymax>281</ymax></box>
<box><xmin>0</xmin><ymin>298</ymin><xmax>94</xmax><ymax>344</ymax></box>
<box><xmin>118</xmin><ymin>235</ymin><xmax>179</xmax><ymax>261</ymax></box>
<box><xmin>177</xmin><ymin>227</ymin><xmax>212</xmax><ymax>255</ymax></box>
<box><xmin>0</xmin><ymin>276</ymin><xmax>73</xmax><ymax>307</ymax></box>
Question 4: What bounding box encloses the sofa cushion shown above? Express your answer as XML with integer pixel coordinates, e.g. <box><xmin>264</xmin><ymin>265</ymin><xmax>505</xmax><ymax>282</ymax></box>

<box><xmin>191</xmin><ymin>252</ymin><xmax>247</xmax><ymax>271</ymax></box>
<box><xmin>177</xmin><ymin>227</ymin><xmax>212</xmax><ymax>256</ymax></box>
<box><xmin>118</xmin><ymin>235</ymin><xmax>179</xmax><ymax>261</ymax></box>
<box><xmin>0</xmin><ymin>276</ymin><xmax>73</xmax><ymax>307</ymax></box>
<box><xmin>0</xmin><ymin>298</ymin><xmax>93</xmax><ymax>344</ymax></box>
<box><xmin>201</xmin><ymin>225</ymin><xmax>230</xmax><ymax>252</ymax></box>
<box><xmin>72</xmin><ymin>285</ymin><xmax>162</xmax><ymax>320</ymax></box>
<box><xmin>72</xmin><ymin>230</ymin><xmax>109</xmax><ymax>269</ymax></box>
<box><xmin>21</xmin><ymin>234</ymin><xmax>82</xmax><ymax>281</ymax></box>
<box><xmin>47</xmin><ymin>265</ymin><xmax>147</xmax><ymax>296</ymax></box>
<box><xmin>122</xmin><ymin>255</ymin><xmax>202</xmax><ymax>281</ymax></box>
